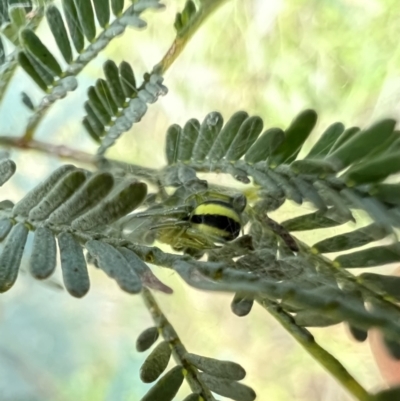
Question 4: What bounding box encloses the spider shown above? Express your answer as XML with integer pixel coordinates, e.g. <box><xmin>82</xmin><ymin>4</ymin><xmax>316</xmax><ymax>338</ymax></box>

<box><xmin>127</xmin><ymin>188</ymin><xmax>247</xmax><ymax>251</ymax></box>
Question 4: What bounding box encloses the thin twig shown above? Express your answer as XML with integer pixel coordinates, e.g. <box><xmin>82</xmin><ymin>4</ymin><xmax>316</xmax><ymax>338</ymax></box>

<box><xmin>257</xmin><ymin>298</ymin><xmax>373</xmax><ymax>401</ymax></box>
<box><xmin>141</xmin><ymin>287</ymin><xmax>216</xmax><ymax>400</ymax></box>
<box><xmin>153</xmin><ymin>0</ymin><xmax>229</xmax><ymax>75</ymax></box>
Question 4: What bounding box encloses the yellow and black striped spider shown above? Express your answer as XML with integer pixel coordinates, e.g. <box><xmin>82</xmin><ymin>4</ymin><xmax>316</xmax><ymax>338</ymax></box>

<box><xmin>129</xmin><ymin>190</ymin><xmax>247</xmax><ymax>251</ymax></box>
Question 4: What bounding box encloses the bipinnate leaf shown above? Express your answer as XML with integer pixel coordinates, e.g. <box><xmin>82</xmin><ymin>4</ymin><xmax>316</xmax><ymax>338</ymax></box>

<box><xmin>199</xmin><ymin>372</ymin><xmax>256</xmax><ymax>401</ymax></box>
<box><xmin>192</xmin><ymin>111</ymin><xmax>224</xmax><ymax>161</ymax></box>
<box><xmin>93</xmin><ymin>0</ymin><xmax>110</xmax><ymax>27</ymax></box>
<box><xmin>29</xmin><ymin>227</ymin><xmax>57</xmax><ymax>279</ymax></box>
<box><xmin>0</xmin><ymin>219</ymin><xmax>12</xmax><ymax>241</ymax></box>
<box><xmin>46</xmin><ymin>5</ymin><xmax>73</xmax><ymax>64</ymax></box>
<box><xmin>85</xmin><ymin>241</ymin><xmax>142</xmax><ymax>293</ymax></box>
<box><xmin>360</xmin><ymin>272</ymin><xmax>400</xmax><ymax>301</ymax></box>
<box><xmin>383</xmin><ymin>336</ymin><xmax>400</xmax><ymax>360</ymax></box>
<box><xmin>74</xmin><ymin>0</ymin><xmax>96</xmax><ymax>41</ymax></box>
<box><xmin>231</xmin><ymin>292</ymin><xmax>254</xmax><ymax>317</ymax></box>
<box><xmin>294</xmin><ymin>310</ymin><xmax>342</xmax><ymax>327</ymax></box>
<box><xmin>117</xmin><ymin>247</ymin><xmax>173</xmax><ymax>294</ymax></box>
<box><xmin>326</xmin><ymin>119</ymin><xmax>396</xmax><ymax>170</ymax></box>
<box><xmin>269</xmin><ymin>109</ymin><xmax>318</xmax><ymax>165</ymax></box>
<box><xmin>305</xmin><ymin>122</ymin><xmax>344</xmax><ymax>158</ymax></box>
<box><xmin>0</xmin><ymin>223</ymin><xmax>29</xmax><ymax>292</ymax></box>
<box><xmin>136</xmin><ymin>327</ymin><xmax>159</xmax><ymax>352</ymax></box>
<box><xmin>185</xmin><ymin>353</ymin><xmax>246</xmax><ymax>380</ymax></box>
<box><xmin>48</xmin><ymin>172</ymin><xmax>114</xmax><ymax>224</ymax></box>
<box><xmin>71</xmin><ymin>181</ymin><xmax>147</xmax><ymax>231</ymax></box>
<box><xmin>20</xmin><ymin>28</ymin><xmax>62</xmax><ymax>77</ymax></box>
<box><xmin>13</xmin><ymin>165</ymin><xmax>76</xmax><ymax>217</ymax></box>
<box><xmin>62</xmin><ymin>0</ymin><xmax>84</xmax><ymax>52</ymax></box>
<box><xmin>374</xmin><ymin>387</ymin><xmax>400</xmax><ymax>401</ymax></box>
<box><xmin>312</xmin><ymin>223</ymin><xmax>387</xmax><ymax>253</ymax></box>
<box><xmin>166</xmin><ymin>124</ymin><xmax>181</xmax><ymax>165</ymax></box>
<box><xmin>0</xmin><ymin>159</ymin><xmax>16</xmax><ymax>186</ymax></box>
<box><xmin>28</xmin><ymin>170</ymin><xmax>87</xmax><ymax>221</ymax></box>
<box><xmin>140</xmin><ymin>341</ymin><xmax>172</xmax><ymax>383</ymax></box>
<box><xmin>140</xmin><ymin>365</ymin><xmax>184</xmax><ymax>401</ymax></box>
<box><xmin>334</xmin><ymin>244</ymin><xmax>400</xmax><ymax>268</ymax></box>
<box><xmin>58</xmin><ymin>232</ymin><xmax>90</xmax><ymax>298</ymax></box>
<box><xmin>225</xmin><ymin>116</ymin><xmax>263</xmax><ymax>161</ymax></box>
<box><xmin>208</xmin><ymin>111</ymin><xmax>248</xmax><ymax>161</ymax></box>
<box><xmin>244</xmin><ymin>127</ymin><xmax>284</xmax><ymax>164</ymax></box>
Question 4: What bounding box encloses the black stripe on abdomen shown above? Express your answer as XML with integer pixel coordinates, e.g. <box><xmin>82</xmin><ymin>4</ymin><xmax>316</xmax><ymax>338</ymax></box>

<box><xmin>190</xmin><ymin>214</ymin><xmax>241</xmax><ymax>240</ymax></box>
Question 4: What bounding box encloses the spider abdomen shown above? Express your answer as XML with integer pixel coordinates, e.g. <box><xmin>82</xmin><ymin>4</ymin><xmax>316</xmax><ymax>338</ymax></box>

<box><xmin>190</xmin><ymin>201</ymin><xmax>241</xmax><ymax>241</ymax></box>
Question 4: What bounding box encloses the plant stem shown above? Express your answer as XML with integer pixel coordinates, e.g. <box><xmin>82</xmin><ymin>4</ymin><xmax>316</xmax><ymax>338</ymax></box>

<box><xmin>153</xmin><ymin>0</ymin><xmax>229</xmax><ymax>75</ymax></box>
<box><xmin>141</xmin><ymin>287</ymin><xmax>216</xmax><ymax>400</ymax></box>
<box><xmin>257</xmin><ymin>298</ymin><xmax>374</xmax><ymax>401</ymax></box>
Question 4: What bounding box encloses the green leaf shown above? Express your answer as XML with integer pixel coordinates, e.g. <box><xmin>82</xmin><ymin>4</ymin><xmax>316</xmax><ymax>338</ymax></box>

<box><xmin>290</xmin><ymin>177</ymin><xmax>326</xmax><ymax>210</ymax></box>
<box><xmin>20</xmin><ymin>28</ymin><xmax>62</xmax><ymax>76</ymax></box>
<box><xmin>48</xmin><ymin>172</ymin><xmax>114</xmax><ymax>224</ymax></box>
<box><xmin>18</xmin><ymin>51</ymin><xmax>49</xmax><ymax>91</ymax></box>
<box><xmin>85</xmin><ymin>241</ymin><xmax>142</xmax><ymax>293</ymax></box>
<box><xmin>71</xmin><ymin>182</ymin><xmax>147</xmax><ymax>230</ymax></box>
<box><xmin>119</xmin><ymin>61</ymin><xmax>136</xmax><ymax>98</ymax></box>
<box><xmin>328</xmin><ymin>126</ymin><xmax>359</xmax><ymax>154</ymax></box>
<box><xmin>0</xmin><ymin>223</ymin><xmax>28</xmax><ymax>293</ymax></box>
<box><xmin>192</xmin><ymin>111</ymin><xmax>224</xmax><ymax>161</ymax></box>
<box><xmin>165</xmin><ymin>124</ymin><xmax>181</xmax><ymax>165</ymax></box>
<box><xmin>360</xmin><ymin>272</ymin><xmax>400</xmax><ymax>301</ymax></box>
<box><xmin>177</xmin><ymin>118</ymin><xmax>200</xmax><ymax>162</ymax></box>
<box><xmin>9</xmin><ymin>4</ymin><xmax>26</xmax><ymax>28</ymax></box>
<box><xmin>305</xmin><ymin>122</ymin><xmax>344</xmax><ymax>158</ymax></box>
<box><xmin>87</xmin><ymin>86</ymin><xmax>112</xmax><ymax>126</ymax></box>
<box><xmin>13</xmin><ymin>165</ymin><xmax>76</xmax><ymax>217</ymax></box>
<box><xmin>62</xmin><ymin>0</ymin><xmax>84</xmax><ymax>52</ymax></box>
<box><xmin>326</xmin><ymin>119</ymin><xmax>396</xmax><ymax>170</ymax></box>
<box><xmin>83</xmin><ymin>118</ymin><xmax>102</xmax><ymax>143</ymax></box>
<box><xmin>92</xmin><ymin>0</ymin><xmax>110</xmax><ymax>27</ymax></box>
<box><xmin>290</xmin><ymin>158</ymin><xmax>337</xmax><ymax>175</ymax></box>
<box><xmin>343</xmin><ymin>151</ymin><xmax>400</xmax><ymax>186</ymax></box>
<box><xmin>95</xmin><ymin>78</ymin><xmax>118</xmax><ymax>116</ymax></box>
<box><xmin>231</xmin><ymin>292</ymin><xmax>254</xmax><ymax>317</ymax></box>
<box><xmin>244</xmin><ymin>127</ymin><xmax>284</xmax><ymax>164</ymax></box>
<box><xmin>182</xmin><ymin>395</ymin><xmax>201</xmax><ymax>401</ymax></box>
<box><xmin>0</xmin><ymin>37</ymin><xmax>5</xmax><ymax>65</ymax></box>
<box><xmin>140</xmin><ymin>341</ymin><xmax>172</xmax><ymax>383</ymax></box>
<box><xmin>46</xmin><ymin>5</ymin><xmax>73</xmax><ymax>64</ymax></box>
<box><xmin>208</xmin><ymin>111</ymin><xmax>248</xmax><ymax>161</ymax></box>
<box><xmin>28</xmin><ymin>169</ymin><xmax>87</xmax><ymax>221</ymax></box>
<box><xmin>0</xmin><ymin>159</ymin><xmax>16</xmax><ymax>186</ymax></box>
<box><xmin>225</xmin><ymin>116</ymin><xmax>263</xmax><ymax>161</ymax></box>
<box><xmin>334</xmin><ymin>244</ymin><xmax>400</xmax><ymax>268</ymax></box>
<box><xmin>199</xmin><ymin>372</ymin><xmax>256</xmax><ymax>401</ymax></box>
<box><xmin>269</xmin><ymin>109</ymin><xmax>318</xmax><ymax>166</ymax></box>
<box><xmin>374</xmin><ymin>386</ymin><xmax>400</xmax><ymax>401</ymax></box>
<box><xmin>103</xmin><ymin>60</ymin><xmax>125</xmax><ymax>107</ymax></box>
<box><xmin>181</xmin><ymin>0</ymin><xmax>196</xmax><ymax>26</ymax></box>
<box><xmin>348</xmin><ymin>324</ymin><xmax>368</xmax><ymax>342</ymax></box>
<box><xmin>58</xmin><ymin>232</ymin><xmax>90</xmax><ymax>298</ymax></box>
<box><xmin>282</xmin><ymin>210</ymin><xmax>349</xmax><ymax>232</ymax></box>
<box><xmin>0</xmin><ymin>218</ymin><xmax>12</xmax><ymax>241</ymax></box>
<box><xmin>371</xmin><ymin>183</ymin><xmax>400</xmax><ymax>205</ymax></box>
<box><xmin>312</xmin><ymin>223</ymin><xmax>388</xmax><ymax>253</ymax></box>
<box><xmin>383</xmin><ymin>337</ymin><xmax>400</xmax><ymax>360</ymax></box>
<box><xmin>267</xmin><ymin>169</ymin><xmax>303</xmax><ymax>204</ymax></box>
<box><xmin>136</xmin><ymin>327</ymin><xmax>159</xmax><ymax>352</ymax></box>
<box><xmin>111</xmin><ymin>0</ymin><xmax>124</xmax><ymax>16</ymax></box>
<box><xmin>173</xmin><ymin>12</ymin><xmax>183</xmax><ymax>33</ymax></box>
<box><xmin>83</xmin><ymin>103</ymin><xmax>105</xmax><ymax>139</ymax></box>
<box><xmin>74</xmin><ymin>0</ymin><xmax>96</xmax><ymax>41</ymax></box>
<box><xmin>185</xmin><ymin>353</ymin><xmax>246</xmax><ymax>380</ymax></box>
<box><xmin>294</xmin><ymin>310</ymin><xmax>342</xmax><ymax>327</ymax></box>
<box><xmin>29</xmin><ymin>227</ymin><xmax>57</xmax><ymax>279</ymax></box>
<box><xmin>140</xmin><ymin>365</ymin><xmax>184</xmax><ymax>401</ymax></box>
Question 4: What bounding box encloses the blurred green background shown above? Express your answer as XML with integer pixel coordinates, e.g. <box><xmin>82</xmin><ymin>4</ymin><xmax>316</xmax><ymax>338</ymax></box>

<box><xmin>1</xmin><ymin>0</ymin><xmax>400</xmax><ymax>399</ymax></box>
